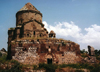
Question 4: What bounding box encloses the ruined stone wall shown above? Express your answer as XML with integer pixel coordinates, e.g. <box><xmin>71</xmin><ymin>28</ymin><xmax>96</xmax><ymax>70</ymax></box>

<box><xmin>57</xmin><ymin>52</ymin><xmax>81</xmax><ymax>64</ymax></box>
<box><xmin>88</xmin><ymin>45</ymin><xmax>95</xmax><ymax>56</ymax></box>
<box><xmin>12</xmin><ymin>47</ymin><xmax>39</xmax><ymax>65</ymax></box>
<box><xmin>38</xmin><ymin>51</ymin><xmax>81</xmax><ymax>64</ymax></box>
<box><xmin>9</xmin><ymin>39</ymin><xmax>81</xmax><ymax>64</ymax></box>
<box><xmin>8</xmin><ymin>3</ymin><xmax>81</xmax><ymax>64</ymax></box>
<box><xmin>11</xmin><ymin>43</ymin><xmax>16</xmax><ymax>56</ymax></box>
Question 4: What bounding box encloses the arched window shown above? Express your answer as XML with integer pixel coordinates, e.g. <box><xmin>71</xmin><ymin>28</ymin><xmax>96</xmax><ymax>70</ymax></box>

<box><xmin>33</xmin><ymin>31</ymin><xmax>35</xmax><ymax>35</ymax></box>
<box><xmin>57</xmin><ymin>46</ymin><xmax>60</xmax><ymax>51</ymax></box>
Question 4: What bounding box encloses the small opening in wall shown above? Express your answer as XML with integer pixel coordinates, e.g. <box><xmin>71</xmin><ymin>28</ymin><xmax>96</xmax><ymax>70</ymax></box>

<box><xmin>33</xmin><ymin>31</ymin><xmax>35</xmax><ymax>35</ymax></box>
<box><xmin>62</xmin><ymin>54</ymin><xmax>64</xmax><ymax>56</ymax></box>
<box><xmin>57</xmin><ymin>46</ymin><xmax>60</xmax><ymax>51</ymax></box>
<box><xmin>56</xmin><ymin>62</ymin><xmax>58</xmax><ymax>64</ymax></box>
<box><xmin>37</xmin><ymin>39</ymin><xmax>39</xmax><ymax>42</ymax></box>
<box><xmin>49</xmin><ymin>46</ymin><xmax>50</xmax><ymax>48</ymax></box>
<box><xmin>27</xmin><ymin>34</ymin><xmax>29</xmax><ymax>37</ymax></box>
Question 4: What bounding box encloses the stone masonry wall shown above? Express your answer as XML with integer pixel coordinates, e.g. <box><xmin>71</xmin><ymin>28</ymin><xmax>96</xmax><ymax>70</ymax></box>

<box><xmin>12</xmin><ymin>47</ymin><xmax>39</xmax><ymax>65</ymax></box>
<box><xmin>57</xmin><ymin>52</ymin><xmax>81</xmax><ymax>64</ymax></box>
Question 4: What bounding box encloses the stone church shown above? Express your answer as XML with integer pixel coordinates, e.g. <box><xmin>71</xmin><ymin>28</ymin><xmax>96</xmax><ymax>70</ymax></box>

<box><xmin>8</xmin><ymin>3</ymin><xmax>82</xmax><ymax>65</ymax></box>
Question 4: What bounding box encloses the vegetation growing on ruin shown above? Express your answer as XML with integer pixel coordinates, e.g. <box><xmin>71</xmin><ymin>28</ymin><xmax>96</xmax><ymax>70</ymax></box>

<box><xmin>94</xmin><ymin>49</ymin><xmax>100</xmax><ymax>60</ymax></box>
<box><xmin>33</xmin><ymin>63</ymin><xmax>100</xmax><ymax>72</ymax></box>
<box><xmin>0</xmin><ymin>49</ymin><xmax>100</xmax><ymax>72</ymax></box>
<box><xmin>0</xmin><ymin>53</ymin><xmax>22</xmax><ymax>72</ymax></box>
<box><xmin>80</xmin><ymin>49</ymin><xmax>88</xmax><ymax>58</ymax></box>
<box><xmin>80</xmin><ymin>49</ymin><xmax>100</xmax><ymax>60</ymax></box>
<box><xmin>9</xmin><ymin>27</ymin><xmax>15</xmax><ymax>30</ymax></box>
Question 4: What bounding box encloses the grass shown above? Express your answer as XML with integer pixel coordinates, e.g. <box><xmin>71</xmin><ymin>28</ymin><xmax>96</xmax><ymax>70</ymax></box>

<box><xmin>32</xmin><ymin>63</ymin><xmax>100</xmax><ymax>72</ymax></box>
<box><xmin>38</xmin><ymin>63</ymin><xmax>57</xmax><ymax>72</ymax></box>
<box><xmin>0</xmin><ymin>54</ymin><xmax>23</xmax><ymax>72</ymax></box>
<box><xmin>0</xmin><ymin>54</ymin><xmax>7</xmax><ymax>63</ymax></box>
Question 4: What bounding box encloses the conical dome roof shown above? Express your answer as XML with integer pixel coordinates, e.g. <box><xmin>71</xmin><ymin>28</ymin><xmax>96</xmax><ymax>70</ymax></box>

<box><xmin>50</xmin><ymin>30</ymin><xmax>55</xmax><ymax>34</ymax></box>
<box><xmin>19</xmin><ymin>2</ymin><xmax>39</xmax><ymax>12</ymax></box>
<box><xmin>16</xmin><ymin>2</ymin><xmax>42</xmax><ymax>17</ymax></box>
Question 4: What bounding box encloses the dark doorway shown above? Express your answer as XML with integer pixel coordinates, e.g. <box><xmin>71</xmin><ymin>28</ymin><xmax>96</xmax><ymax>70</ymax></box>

<box><xmin>47</xmin><ymin>58</ymin><xmax>52</xmax><ymax>64</ymax></box>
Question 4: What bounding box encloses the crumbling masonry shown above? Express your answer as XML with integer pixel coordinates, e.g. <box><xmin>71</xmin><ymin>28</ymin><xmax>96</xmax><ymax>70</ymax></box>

<box><xmin>8</xmin><ymin>3</ymin><xmax>82</xmax><ymax>65</ymax></box>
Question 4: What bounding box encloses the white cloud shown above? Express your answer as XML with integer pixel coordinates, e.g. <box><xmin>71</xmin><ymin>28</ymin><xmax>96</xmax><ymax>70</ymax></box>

<box><xmin>80</xmin><ymin>24</ymin><xmax>100</xmax><ymax>49</ymax></box>
<box><xmin>43</xmin><ymin>21</ymin><xmax>100</xmax><ymax>50</ymax></box>
<box><xmin>43</xmin><ymin>21</ymin><xmax>82</xmax><ymax>38</ymax></box>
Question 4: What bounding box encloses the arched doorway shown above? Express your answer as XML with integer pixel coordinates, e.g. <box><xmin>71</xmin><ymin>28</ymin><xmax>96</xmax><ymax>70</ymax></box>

<box><xmin>47</xmin><ymin>58</ymin><xmax>52</xmax><ymax>64</ymax></box>
<box><xmin>46</xmin><ymin>54</ymin><xmax>52</xmax><ymax>64</ymax></box>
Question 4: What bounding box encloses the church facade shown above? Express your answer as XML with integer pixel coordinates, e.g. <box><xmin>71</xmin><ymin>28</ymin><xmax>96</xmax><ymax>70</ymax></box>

<box><xmin>8</xmin><ymin>3</ymin><xmax>81</xmax><ymax>65</ymax></box>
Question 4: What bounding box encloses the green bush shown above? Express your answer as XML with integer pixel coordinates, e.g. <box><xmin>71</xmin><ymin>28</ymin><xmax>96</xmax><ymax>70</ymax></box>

<box><xmin>0</xmin><ymin>60</ymin><xmax>23</xmax><ymax>72</ymax></box>
<box><xmin>90</xmin><ymin>64</ymin><xmax>100</xmax><ymax>72</ymax></box>
<box><xmin>0</xmin><ymin>52</ymin><xmax>2</xmax><ymax>57</ymax></box>
<box><xmin>10</xmin><ymin>27</ymin><xmax>14</xmax><ymax>30</ymax></box>
<box><xmin>58</xmin><ymin>63</ymin><xmax>93</xmax><ymax>70</ymax></box>
<box><xmin>39</xmin><ymin>63</ymin><xmax>57</xmax><ymax>72</ymax></box>
<box><xmin>0</xmin><ymin>54</ymin><xmax>7</xmax><ymax>63</ymax></box>
<box><xmin>33</xmin><ymin>65</ymin><xmax>38</xmax><ymax>70</ymax></box>
<box><xmin>10</xmin><ymin>60</ymin><xmax>19</xmax><ymax>64</ymax></box>
<box><xmin>8</xmin><ymin>62</ymin><xmax>23</xmax><ymax>72</ymax></box>
<box><xmin>59</xmin><ymin>64</ymin><xmax>67</xmax><ymax>68</ymax></box>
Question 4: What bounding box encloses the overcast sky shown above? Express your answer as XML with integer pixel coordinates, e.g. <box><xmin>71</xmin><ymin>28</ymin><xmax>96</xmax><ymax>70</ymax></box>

<box><xmin>0</xmin><ymin>0</ymin><xmax>100</xmax><ymax>50</ymax></box>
